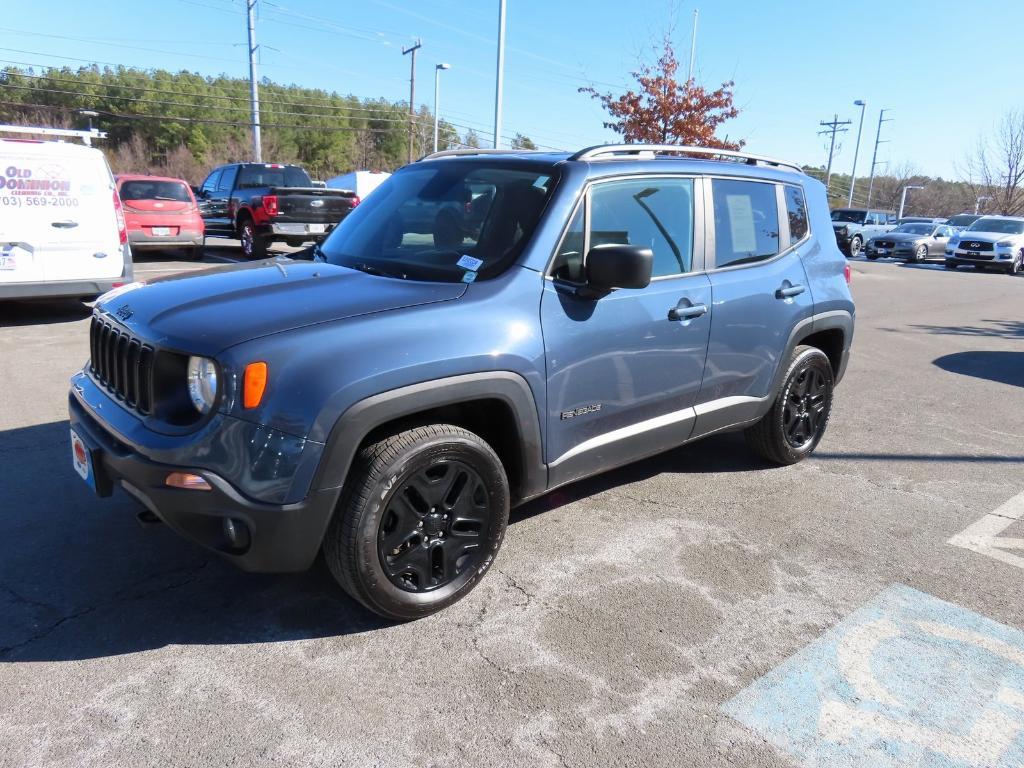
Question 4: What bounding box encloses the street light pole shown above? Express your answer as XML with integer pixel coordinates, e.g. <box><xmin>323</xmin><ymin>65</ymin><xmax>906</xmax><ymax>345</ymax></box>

<box><xmin>866</xmin><ymin>108</ymin><xmax>893</xmax><ymax>206</ymax></box>
<box><xmin>403</xmin><ymin>39</ymin><xmax>423</xmax><ymax>164</ymax></box>
<box><xmin>246</xmin><ymin>0</ymin><xmax>262</xmax><ymax>162</ymax></box>
<box><xmin>433</xmin><ymin>63</ymin><xmax>450</xmax><ymax>153</ymax></box>
<box><xmin>493</xmin><ymin>0</ymin><xmax>506</xmax><ymax>149</ymax></box>
<box><xmin>898</xmin><ymin>185</ymin><xmax>924</xmax><ymax>220</ymax></box>
<box><xmin>848</xmin><ymin>99</ymin><xmax>866</xmax><ymax>206</ymax></box>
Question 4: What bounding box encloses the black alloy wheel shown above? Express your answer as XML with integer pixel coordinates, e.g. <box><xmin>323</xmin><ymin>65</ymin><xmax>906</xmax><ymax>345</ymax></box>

<box><xmin>322</xmin><ymin>424</ymin><xmax>509</xmax><ymax>621</ymax></box>
<box><xmin>782</xmin><ymin>365</ymin><xmax>829</xmax><ymax>449</ymax></box>
<box><xmin>377</xmin><ymin>458</ymin><xmax>491</xmax><ymax>593</ymax></box>
<box><xmin>745</xmin><ymin>345</ymin><xmax>834</xmax><ymax>465</ymax></box>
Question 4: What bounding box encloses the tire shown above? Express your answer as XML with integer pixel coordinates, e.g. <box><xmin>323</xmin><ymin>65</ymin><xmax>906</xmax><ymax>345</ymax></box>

<box><xmin>322</xmin><ymin>424</ymin><xmax>509</xmax><ymax>621</ymax></box>
<box><xmin>238</xmin><ymin>218</ymin><xmax>267</xmax><ymax>259</ymax></box>
<box><xmin>945</xmin><ymin>261</ymin><xmax>958</xmax><ymax>270</ymax></box>
<box><xmin>866</xmin><ymin>253</ymin><xmax>878</xmax><ymax>261</ymax></box>
<box><xmin>1010</xmin><ymin>251</ymin><xmax>1023</xmax><ymax>275</ymax></box>
<box><xmin>848</xmin><ymin>236</ymin><xmax>863</xmax><ymax>258</ymax></box>
<box><xmin>913</xmin><ymin>244</ymin><xmax>927</xmax><ymax>263</ymax></box>
<box><xmin>744</xmin><ymin>345</ymin><xmax>834</xmax><ymax>466</ymax></box>
<box><xmin>187</xmin><ymin>246</ymin><xmax>202</xmax><ymax>261</ymax></box>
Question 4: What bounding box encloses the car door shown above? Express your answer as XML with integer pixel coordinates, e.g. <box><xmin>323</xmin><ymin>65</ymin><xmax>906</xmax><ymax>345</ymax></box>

<box><xmin>929</xmin><ymin>225</ymin><xmax>951</xmax><ymax>255</ymax></box>
<box><xmin>692</xmin><ymin>178</ymin><xmax>814</xmax><ymax>438</ymax></box>
<box><xmin>541</xmin><ymin>175</ymin><xmax>712</xmax><ymax>487</ymax></box>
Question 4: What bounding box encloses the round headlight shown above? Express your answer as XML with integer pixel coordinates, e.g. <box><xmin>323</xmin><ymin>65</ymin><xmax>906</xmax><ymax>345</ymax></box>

<box><xmin>186</xmin><ymin>356</ymin><xmax>218</xmax><ymax>414</ymax></box>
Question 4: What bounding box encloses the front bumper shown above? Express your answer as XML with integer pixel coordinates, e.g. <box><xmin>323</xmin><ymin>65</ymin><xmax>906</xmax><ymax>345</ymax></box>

<box><xmin>68</xmin><ymin>375</ymin><xmax>337</xmax><ymax>572</ymax></box>
<box><xmin>264</xmin><ymin>222</ymin><xmax>335</xmax><ymax>238</ymax></box>
<box><xmin>945</xmin><ymin>248</ymin><xmax>1014</xmax><ymax>268</ymax></box>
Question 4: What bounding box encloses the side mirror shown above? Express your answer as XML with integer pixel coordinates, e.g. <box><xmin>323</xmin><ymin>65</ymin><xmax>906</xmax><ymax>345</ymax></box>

<box><xmin>584</xmin><ymin>244</ymin><xmax>653</xmax><ymax>295</ymax></box>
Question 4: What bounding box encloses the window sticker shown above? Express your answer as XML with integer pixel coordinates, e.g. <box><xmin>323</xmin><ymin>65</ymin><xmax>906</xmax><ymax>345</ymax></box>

<box><xmin>457</xmin><ymin>254</ymin><xmax>483</xmax><ymax>271</ymax></box>
<box><xmin>726</xmin><ymin>194</ymin><xmax>757</xmax><ymax>253</ymax></box>
<box><xmin>461</xmin><ymin>270</ymin><xmax>478</xmax><ymax>284</ymax></box>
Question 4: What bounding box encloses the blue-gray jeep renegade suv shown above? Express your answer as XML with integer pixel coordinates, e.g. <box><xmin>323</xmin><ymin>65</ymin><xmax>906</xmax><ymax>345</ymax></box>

<box><xmin>69</xmin><ymin>144</ymin><xmax>855</xmax><ymax>620</ymax></box>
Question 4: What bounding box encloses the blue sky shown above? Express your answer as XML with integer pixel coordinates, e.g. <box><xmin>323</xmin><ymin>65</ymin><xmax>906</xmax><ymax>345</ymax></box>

<box><xmin>5</xmin><ymin>0</ymin><xmax>1021</xmax><ymax>178</ymax></box>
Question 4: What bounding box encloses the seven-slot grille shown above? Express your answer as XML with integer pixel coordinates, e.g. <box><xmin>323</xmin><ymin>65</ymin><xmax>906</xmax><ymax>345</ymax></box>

<box><xmin>88</xmin><ymin>316</ymin><xmax>155</xmax><ymax>414</ymax></box>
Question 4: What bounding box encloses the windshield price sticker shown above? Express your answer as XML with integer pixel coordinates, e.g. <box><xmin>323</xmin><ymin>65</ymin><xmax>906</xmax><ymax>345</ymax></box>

<box><xmin>461</xmin><ymin>270</ymin><xmax>477</xmax><ymax>284</ymax></box>
<box><xmin>457</xmin><ymin>254</ymin><xmax>483</xmax><ymax>271</ymax></box>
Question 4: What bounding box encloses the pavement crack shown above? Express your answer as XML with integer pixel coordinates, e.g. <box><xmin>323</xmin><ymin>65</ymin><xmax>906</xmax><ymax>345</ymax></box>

<box><xmin>0</xmin><ymin>583</ymin><xmax>56</xmax><ymax>612</ymax></box>
<box><xmin>497</xmin><ymin>568</ymin><xmax>535</xmax><ymax>606</ymax></box>
<box><xmin>0</xmin><ymin>560</ymin><xmax>209</xmax><ymax>658</ymax></box>
<box><xmin>539</xmin><ymin>734</ymin><xmax>571</xmax><ymax>768</ymax></box>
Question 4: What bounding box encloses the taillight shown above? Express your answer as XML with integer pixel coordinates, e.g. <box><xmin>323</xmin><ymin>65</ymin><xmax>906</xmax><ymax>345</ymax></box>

<box><xmin>844</xmin><ymin>263</ymin><xmax>851</xmax><ymax>284</ymax></box>
<box><xmin>112</xmin><ymin>189</ymin><xmax>127</xmax><ymax>245</ymax></box>
<box><xmin>263</xmin><ymin>195</ymin><xmax>279</xmax><ymax>216</ymax></box>
<box><xmin>351</xmin><ymin>196</ymin><xmax>360</xmax><ymax>207</ymax></box>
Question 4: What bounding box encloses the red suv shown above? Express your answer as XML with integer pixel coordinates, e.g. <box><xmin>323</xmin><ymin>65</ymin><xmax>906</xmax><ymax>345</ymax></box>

<box><xmin>116</xmin><ymin>175</ymin><xmax>205</xmax><ymax>259</ymax></box>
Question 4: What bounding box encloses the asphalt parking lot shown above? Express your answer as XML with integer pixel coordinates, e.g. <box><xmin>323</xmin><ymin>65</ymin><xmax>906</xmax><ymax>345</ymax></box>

<box><xmin>1</xmin><ymin>250</ymin><xmax>1023</xmax><ymax>767</ymax></box>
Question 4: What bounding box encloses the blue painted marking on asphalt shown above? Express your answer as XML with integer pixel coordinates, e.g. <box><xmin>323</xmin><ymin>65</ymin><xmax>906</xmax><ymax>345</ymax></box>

<box><xmin>723</xmin><ymin>585</ymin><xmax>1024</xmax><ymax>767</ymax></box>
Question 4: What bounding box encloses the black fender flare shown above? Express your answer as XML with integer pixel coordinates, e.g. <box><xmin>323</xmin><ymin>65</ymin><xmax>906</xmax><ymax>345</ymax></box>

<box><xmin>768</xmin><ymin>310</ymin><xmax>854</xmax><ymax>400</ymax></box>
<box><xmin>311</xmin><ymin>371</ymin><xmax>547</xmax><ymax>503</ymax></box>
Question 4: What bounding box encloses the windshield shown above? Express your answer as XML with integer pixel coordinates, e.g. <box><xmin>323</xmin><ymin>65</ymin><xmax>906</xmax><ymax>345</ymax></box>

<box><xmin>893</xmin><ymin>223</ymin><xmax>933</xmax><ymax>235</ymax></box>
<box><xmin>119</xmin><ymin>180</ymin><xmax>191</xmax><ymax>202</ymax></box>
<box><xmin>318</xmin><ymin>162</ymin><xmax>557</xmax><ymax>282</ymax></box>
<box><xmin>832</xmin><ymin>209</ymin><xmax>866</xmax><ymax>223</ymax></box>
<box><xmin>966</xmin><ymin>217</ymin><xmax>1024</xmax><ymax>235</ymax></box>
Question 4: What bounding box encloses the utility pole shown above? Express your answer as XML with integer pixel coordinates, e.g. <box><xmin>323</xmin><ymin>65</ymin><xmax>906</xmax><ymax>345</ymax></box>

<box><xmin>246</xmin><ymin>0</ymin><xmax>262</xmax><ymax>162</ymax></box>
<box><xmin>818</xmin><ymin>114</ymin><xmax>850</xmax><ymax>191</ymax></box>
<box><xmin>493</xmin><ymin>0</ymin><xmax>507</xmax><ymax>149</ymax></box>
<box><xmin>688</xmin><ymin>9</ymin><xmax>698</xmax><ymax>82</ymax></box>
<box><xmin>847</xmin><ymin>100</ymin><xmax>866</xmax><ymax>206</ymax></box>
<box><xmin>865</xmin><ymin>108</ymin><xmax>893</xmax><ymax>207</ymax></box>
<box><xmin>403</xmin><ymin>39</ymin><xmax>422</xmax><ymax>164</ymax></box>
<box><xmin>898</xmin><ymin>184</ymin><xmax>924</xmax><ymax>220</ymax></box>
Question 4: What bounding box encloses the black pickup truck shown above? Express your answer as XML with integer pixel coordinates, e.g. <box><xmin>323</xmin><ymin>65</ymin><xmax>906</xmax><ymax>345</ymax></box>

<box><xmin>196</xmin><ymin>163</ymin><xmax>359</xmax><ymax>258</ymax></box>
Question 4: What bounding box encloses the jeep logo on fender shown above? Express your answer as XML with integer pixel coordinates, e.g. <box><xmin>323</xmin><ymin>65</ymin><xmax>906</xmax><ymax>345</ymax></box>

<box><xmin>115</xmin><ymin>304</ymin><xmax>133</xmax><ymax>321</ymax></box>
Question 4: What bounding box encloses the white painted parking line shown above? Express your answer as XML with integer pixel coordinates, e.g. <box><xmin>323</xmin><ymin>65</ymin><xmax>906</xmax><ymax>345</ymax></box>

<box><xmin>949</xmin><ymin>490</ymin><xmax>1024</xmax><ymax>569</ymax></box>
<box><xmin>724</xmin><ymin>585</ymin><xmax>1024</xmax><ymax>767</ymax></box>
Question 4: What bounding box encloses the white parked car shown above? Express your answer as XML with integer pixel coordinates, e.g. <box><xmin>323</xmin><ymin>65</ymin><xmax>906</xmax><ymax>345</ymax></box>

<box><xmin>945</xmin><ymin>216</ymin><xmax>1024</xmax><ymax>275</ymax></box>
<box><xmin>0</xmin><ymin>134</ymin><xmax>132</xmax><ymax>300</ymax></box>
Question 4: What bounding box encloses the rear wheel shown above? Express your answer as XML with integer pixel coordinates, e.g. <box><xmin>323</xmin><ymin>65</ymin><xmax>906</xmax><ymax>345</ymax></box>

<box><xmin>322</xmin><ymin>425</ymin><xmax>509</xmax><ymax>621</ymax></box>
<box><xmin>745</xmin><ymin>345</ymin><xmax>834</xmax><ymax>465</ymax></box>
<box><xmin>848</xmin><ymin>236</ymin><xmax>863</xmax><ymax>258</ymax></box>
<box><xmin>238</xmin><ymin>218</ymin><xmax>267</xmax><ymax>259</ymax></box>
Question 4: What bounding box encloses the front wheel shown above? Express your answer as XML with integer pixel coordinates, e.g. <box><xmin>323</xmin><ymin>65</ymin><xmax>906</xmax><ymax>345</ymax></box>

<box><xmin>913</xmin><ymin>244</ymin><xmax>928</xmax><ymax>263</ymax></box>
<box><xmin>945</xmin><ymin>261</ymin><xmax>958</xmax><ymax>270</ymax></box>
<box><xmin>744</xmin><ymin>345</ymin><xmax>834</xmax><ymax>465</ymax></box>
<box><xmin>848</xmin><ymin>236</ymin><xmax>863</xmax><ymax>258</ymax></box>
<box><xmin>323</xmin><ymin>425</ymin><xmax>509</xmax><ymax>621</ymax></box>
<box><xmin>1010</xmin><ymin>251</ymin><xmax>1023</xmax><ymax>275</ymax></box>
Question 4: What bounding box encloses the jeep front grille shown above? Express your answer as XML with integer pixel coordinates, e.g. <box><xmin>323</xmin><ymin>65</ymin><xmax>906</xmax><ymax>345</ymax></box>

<box><xmin>88</xmin><ymin>316</ymin><xmax>155</xmax><ymax>414</ymax></box>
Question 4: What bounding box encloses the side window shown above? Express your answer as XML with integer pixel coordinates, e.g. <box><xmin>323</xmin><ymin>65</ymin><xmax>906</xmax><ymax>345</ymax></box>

<box><xmin>784</xmin><ymin>185</ymin><xmax>809</xmax><ymax>246</ymax></box>
<box><xmin>237</xmin><ymin>166</ymin><xmax>258</xmax><ymax>188</ymax></box>
<box><xmin>711</xmin><ymin>178</ymin><xmax>780</xmax><ymax>268</ymax></box>
<box><xmin>588</xmin><ymin>177</ymin><xmax>695</xmax><ymax>278</ymax></box>
<box><xmin>551</xmin><ymin>204</ymin><xmax>585</xmax><ymax>282</ymax></box>
<box><xmin>200</xmin><ymin>169</ymin><xmax>221</xmax><ymax>197</ymax></box>
<box><xmin>867</xmin><ymin>212</ymin><xmax>879</xmax><ymax>225</ymax></box>
<box><xmin>218</xmin><ymin>165</ymin><xmax>238</xmax><ymax>195</ymax></box>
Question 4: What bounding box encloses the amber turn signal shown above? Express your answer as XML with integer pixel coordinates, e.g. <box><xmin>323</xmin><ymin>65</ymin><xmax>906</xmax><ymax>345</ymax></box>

<box><xmin>165</xmin><ymin>472</ymin><xmax>212</xmax><ymax>491</ymax></box>
<box><xmin>243</xmin><ymin>361</ymin><xmax>268</xmax><ymax>409</ymax></box>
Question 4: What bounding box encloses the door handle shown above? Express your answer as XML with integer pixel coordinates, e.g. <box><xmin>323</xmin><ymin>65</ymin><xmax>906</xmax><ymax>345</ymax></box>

<box><xmin>668</xmin><ymin>302</ymin><xmax>708</xmax><ymax>321</ymax></box>
<box><xmin>51</xmin><ymin>220</ymin><xmax>79</xmax><ymax>229</ymax></box>
<box><xmin>775</xmin><ymin>284</ymin><xmax>806</xmax><ymax>299</ymax></box>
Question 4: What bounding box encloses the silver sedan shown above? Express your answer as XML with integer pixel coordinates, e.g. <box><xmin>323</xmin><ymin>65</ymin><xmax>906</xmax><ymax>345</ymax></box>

<box><xmin>865</xmin><ymin>222</ymin><xmax>953</xmax><ymax>263</ymax></box>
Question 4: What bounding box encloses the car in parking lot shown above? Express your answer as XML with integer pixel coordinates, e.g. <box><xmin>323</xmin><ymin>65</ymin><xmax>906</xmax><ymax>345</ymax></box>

<box><xmin>0</xmin><ymin>131</ymin><xmax>132</xmax><ymax>300</ymax></box>
<box><xmin>197</xmin><ymin>162</ymin><xmax>360</xmax><ymax>258</ymax></box>
<box><xmin>865</xmin><ymin>222</ymin><xmax>954</xmax><ymax>262</ymax></box>
<box><xmin>69</xmin><ymin>143</ymin><xmax>854</xmax><ymax>620</ymax></box>
<box><xmin>945</xmin><ymin>215</ymin><xmax>1024</xmax><ymax>274</ymax></box>
<box><xmin>116</xmin><ymin>174</ymin><xmax>204</xmax><ymax>258</ymax></box>
<box><xmin>945</xmin><ymin>213</ymin><xmax>983</xmax><ymax>231</ymax></box>
<box><xmin>831</xmin><ymin>207</ymin><xmax>896</xmax><ymax>257</ymax></box>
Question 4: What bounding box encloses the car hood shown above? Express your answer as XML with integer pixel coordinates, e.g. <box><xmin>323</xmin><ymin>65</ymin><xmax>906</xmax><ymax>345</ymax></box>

<box><xmin>873</xmin><ymin>233</ymin><xmax>924</xmax><ymax>243</ymax></box>
<box><xmin>95</xmin><ymin>258</ymin><xmax>467</xmax><ymax>355</ymax></box>
<box><xmin>955</xmin><ymin>231</ymin><xmax>1021</xmax><ymax>243</ymax></box>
